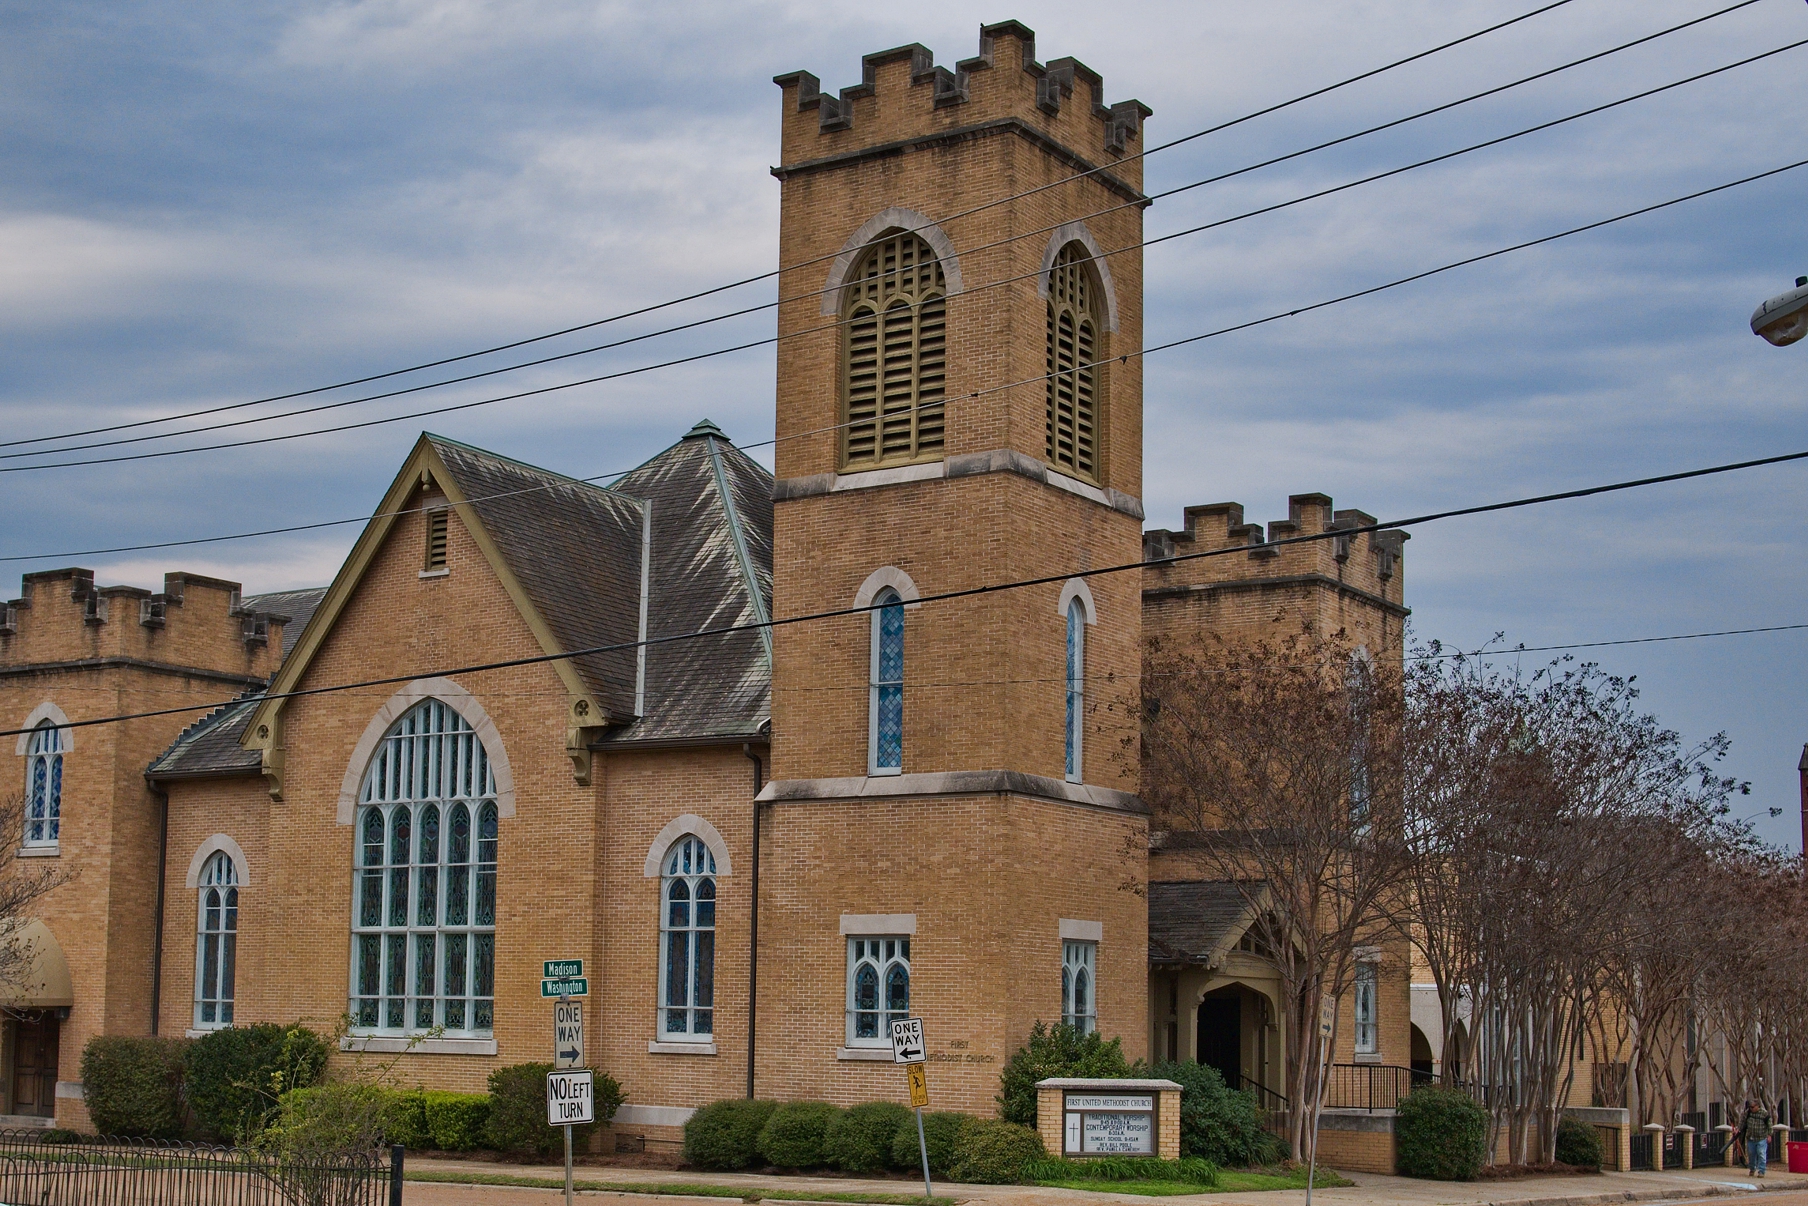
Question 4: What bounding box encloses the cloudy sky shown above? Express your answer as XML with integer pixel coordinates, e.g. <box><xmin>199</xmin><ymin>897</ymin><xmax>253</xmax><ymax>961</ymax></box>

<box><xmin>2</xmin><ymin>0</ymin><xmax>1803</xmax><ymax>845</ymax></box>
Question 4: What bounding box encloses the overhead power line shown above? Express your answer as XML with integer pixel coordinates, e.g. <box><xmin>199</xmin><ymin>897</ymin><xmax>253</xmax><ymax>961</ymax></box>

<box><xmin>6</xmin><ymin>150</ymin><xmax>1806</xmax><ymax>566</ymax></box>
<box><xmin>0</xmin><ymin>0</ymin><xmax>1587</xmax><ymax>453</ymax></box>
<box><xmin>10</xmin><ymin>0</ymin><xmax>1770</xmax><ymax>465</ymax></box>
<box><xmin>10</xmin><ymin>48</ymin><xmax>1804</xmax><ymax>477</ymax></box>
<box><xmin>5</xmin><ymin>439</ymin><xmax>1805</xmax><ymax>741</ymax></box>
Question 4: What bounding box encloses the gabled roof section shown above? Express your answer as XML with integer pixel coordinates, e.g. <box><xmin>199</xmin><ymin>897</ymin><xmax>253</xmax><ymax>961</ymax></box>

<box><xmin>242</xmin><ymin>588</ymin><xmax>327</xmax><ymax>658</ymax></box>
<box><xmin>1147</xmin><ymin>880</ymin><xmax>1271</xmax><ymax>967</ymax></box>
<box><xmin>601</xmin><ymin>420</ymin><xmax>772</xmax><ymax>745</ymax></box>
<box><xmin>148</xmin><ymin>692</ymin><xmax>264</xmax><ymax>780</ymax></box>
<box><xmin>429</xmin><ymin>436</ymin><xmax>645</xmax><ymax>717</ymax></box>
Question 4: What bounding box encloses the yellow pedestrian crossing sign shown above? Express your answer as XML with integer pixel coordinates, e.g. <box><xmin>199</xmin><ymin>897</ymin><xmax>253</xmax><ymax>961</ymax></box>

<box><xmin>906</xmin><ymin>1062</ymin><xmax>929</xmax><ymax>1109</ymax></box>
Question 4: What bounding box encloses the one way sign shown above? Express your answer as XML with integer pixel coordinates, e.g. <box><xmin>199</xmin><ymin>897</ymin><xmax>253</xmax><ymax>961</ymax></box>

<box><xmin>890</xmin><ymin>1017</ymin><xmax>925</xmax><ymax>1064</ymax></box>
<box><xmin>554</xmin><ymin>1000</ymin><xmax>584</xmax><ymax>1070</ymax></box>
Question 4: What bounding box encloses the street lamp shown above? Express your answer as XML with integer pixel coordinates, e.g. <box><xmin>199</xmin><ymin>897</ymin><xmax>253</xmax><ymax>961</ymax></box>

<box><xmin>1751</xmin><ymin>275</ymin><xmax>1808</xmax><ymax>346</ymax></box>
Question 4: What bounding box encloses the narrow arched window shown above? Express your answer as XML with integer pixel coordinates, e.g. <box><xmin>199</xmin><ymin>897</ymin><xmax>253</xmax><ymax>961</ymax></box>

<box><xmin>660</xmin><ymin>835</ymin><xmax>716</xmax><ymax>1037</ymax></box>
<box><xmin>1046</xmin><ymin>243</ymin><xmax>1101</xmax><ymax>480</ymax></box>
<box><xmin>869</xmin><ymin>588</ymin><xmax>905</xmax><ymax>774</ymax></box>
<box><xmin>1065</xmin><ymin>597</ymin><xmax>1085</xmax><ymax>783</ymax></box>
<box><xmin>843</xmin><ymin>232</ymin><xmax>946</xmax><ymax>468</ymax></box>
<box><xmin>23</xmin><ymin>722</ymin><xmax>62</xmax><ymax>848</ymax></box>
<box><xmin>195</xmin><ymin>851</ymin><xmax>238</xmax><ymax>1028</ymax></box>
<box><xmin>1347</xmin><ymin>650</ymin><xmax>1374</xmax><ymax>834</ymax></box>
<box><xmin>1062</xmin><ymin>939</ymin><xmax>1096</xmax><ymax>1033</ymax></box>
<box><xmin>352</xmin><ymin>699</ymin><xmax>497</xmax><ymax>1035</ymax></box>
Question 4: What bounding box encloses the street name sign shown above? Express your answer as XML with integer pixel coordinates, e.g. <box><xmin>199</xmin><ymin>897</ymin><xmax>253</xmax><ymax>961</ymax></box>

<box><xmin>554</xmin><ymin>1000</ymin><xmax>585</xmax><ymax>1070</ymax></box>
<box><xmin>546</xmin><ymin>1069</ymin><xmax>595</xmax><ymax>1126</ymax></box>
<box><xmin>541</xmin><ymin>977</ymin><xmax>589</xmax><ymax>998</ymax></box>
<box><xmin>544</xmin><ymin>960</ymin><xmax>583</xmax><ymax>979</ymax></box>
<box><xmin>890</xmin><ymin>1017</ymin><xmax>925</xmax><ymax>1064</ymax></box>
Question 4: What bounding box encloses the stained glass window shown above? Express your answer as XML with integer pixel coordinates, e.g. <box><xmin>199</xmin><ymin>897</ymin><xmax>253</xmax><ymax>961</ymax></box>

<box><xmin>870</xmin><ymin>588</ymin><xmax>904</xmax><ymax>774</ymax></box>
<box><xmin>352</xmin><ymin>700</ymin><xmax>497</xmax><ymax>1035</ymax></box>
<box><xmin>1062</xmin><ymin>939</ymin><xmax>1096</xmax><ymax>1033</ymax></box>
<box><xmin>847</xmin><ymin>936</ymin><xmax>910</xmax><ymax>1045</ymax></box>
<box><xmin>1065</xmin><ymin>597</ymin><xmax>1085</xmax><ymax>782</ymax></box>
<box><xmin>660</xmin><ymin>836</ymin><xmax>716</xmax><ymax>1037</ymax></box>
<box><xmin>23</xmin><ymin>722</ymin><xmax>61</xmax><ymax>847</ymax></box>
<box><xmin>194</xmin><ymin>851</ymin><xmax>238</xmax><ymax>1028</ymax></box>
<box><xmin>1354</xmin><ymin>961</ymin><xmax>1379</xmax><ymax>1054</ymax></box>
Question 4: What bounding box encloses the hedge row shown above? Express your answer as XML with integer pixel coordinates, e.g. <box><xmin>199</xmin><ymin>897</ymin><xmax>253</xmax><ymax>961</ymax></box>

<box><xmin>80</xmin><ymin>1032</ymin><xmax>623</xmax><ymax>1154</ymax></box>
<box><xmin>683</xmin><ymin>1101</ymin><xmax>1043</xmax><ymax>1183</ymax></box>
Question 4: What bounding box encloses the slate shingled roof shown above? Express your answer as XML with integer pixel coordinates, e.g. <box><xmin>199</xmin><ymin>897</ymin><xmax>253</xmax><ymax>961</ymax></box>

<box><xmin>147</xmin><ymin>694</ymin><xmax>264</xmax><ymax>779</ymax></box>
<box><xmin>150</xmin><ymin>423</ymin><xmax>773</xmax><ymax>778</ymax></box>
<box><xmin>1147</xmin><ymin>880</ymin><xmax>1266</xmax><ymax>966</ymax></box>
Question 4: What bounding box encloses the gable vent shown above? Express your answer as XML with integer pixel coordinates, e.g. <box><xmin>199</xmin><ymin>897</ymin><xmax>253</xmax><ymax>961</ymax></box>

<box><xmin>425</xmin><ymin>509</ymin><xmax>450</xmax><ymax>571</ymax></box>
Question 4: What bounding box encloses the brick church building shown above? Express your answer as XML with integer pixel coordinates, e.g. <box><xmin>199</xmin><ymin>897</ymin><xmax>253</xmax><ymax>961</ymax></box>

<box><xmin>0</xmin><ymin>22</ymin><xmax>1411</xmax><ymax>1144</ymax></box>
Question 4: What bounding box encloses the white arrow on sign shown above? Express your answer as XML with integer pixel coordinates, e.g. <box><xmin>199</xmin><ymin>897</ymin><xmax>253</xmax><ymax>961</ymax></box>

<box><xmin>554</xmin><ymin>1000</ymin><xmax>585</xmax><ymax>1070</ymax></box>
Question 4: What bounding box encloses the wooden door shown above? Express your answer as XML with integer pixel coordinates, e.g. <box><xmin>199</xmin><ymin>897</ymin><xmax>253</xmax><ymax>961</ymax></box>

<box><xmin>11</xmin><ymin>1014</ymin><xmax>59</xmax><ymax>1118</ymax></box>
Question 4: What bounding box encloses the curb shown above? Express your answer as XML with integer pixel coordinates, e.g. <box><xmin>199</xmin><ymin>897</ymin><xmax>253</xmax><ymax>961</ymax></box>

<box><xmin>1477</xmin><ymin>1185</ymin><xmax>1764</xmax><ymax>1206</ymax></box>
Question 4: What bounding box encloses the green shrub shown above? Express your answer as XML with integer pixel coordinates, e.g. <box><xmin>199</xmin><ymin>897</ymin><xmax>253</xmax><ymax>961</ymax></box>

<box><xmin>383</xmin><ymin>1089</ymin><xmax>433</xmax><ymax>1149</ymax></box>
<box><xmin>1025</xmin><ymin>1154</ymin><xmax>1219</xmax><ymax>1185</ymax></box>
<box><xmin>756</xmin><ymin>1101</ymin><xmax>842</xmax><ymax>1168</ymax></box>
<box><xmin>1394</xmin><ymin>1085</ymin><xmax>1488</xmax><ymax>1180</ymax></box>
<box><xmin>423</xmin><ymin>1091</ymin><xmax>491</xmax><ymax>1151</ymax></box>
<box><xmin>79</xmin><ymin>1035</ymin><xmax>189</xmax><ymax>1139</ymax></box>
<box><xmin>889</xmin><ymin>1110</ymin><xmax>964</xmax><ymax>1174</ymax></box>
<box><xmin>263</xmin><ymin>1084</ymin><xmax>391</xmax><ymax>1156</ymax></box>
<box><xmin>185</xmin><ymin>1023</ymin><xmax>331</xmax><ymax>1142</ymax></box>
<box><xmin>1555</xmin><ymin>1117</ymin><xmax>1603</xmax><ymax>1168</ymax></box>
<box><xmin>1141</xmin><ymin>1059</ymin><xmax>1283</xmax><ymax>1167</ymax></box>
<box><xmin>996</xmin><ymin>1022</ymin><xmax>1130</xmax><ymax>1127</ymax></box>
<box><xmin>824</xmin><ymin>1102</ymin><xmax>912</xmax><ymax>1172</ymax></box>
<box><xmin>684</xmin><ymin>1100</ymin><xmax>779</xmax><ymax>1170</ymax></box>
<box><xmin>39</xmin><ymin>1129</ymin><xmax>83</xmax><ymax>1145</ymax></box>
<box><xmin>483</xmin><ymin>1063</ymin><xmax>619</xmax><ymax>1155</ymax></box>
<box><xmin>948</xmin><ymin>1117</ymin><xmax>1046</xmax><ymax>1184</ymax></box>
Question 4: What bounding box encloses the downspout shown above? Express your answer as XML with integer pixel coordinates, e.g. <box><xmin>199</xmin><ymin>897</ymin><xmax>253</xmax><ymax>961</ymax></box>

<box><xmin>148</xmin><ymin>783</ymin><xmax>169</xmax><ymax>1035</ymax></box>
<box><xmin>743</xmin><ymin>743</ymin><xmax>764</xmax><ymax>1099</ymax></box>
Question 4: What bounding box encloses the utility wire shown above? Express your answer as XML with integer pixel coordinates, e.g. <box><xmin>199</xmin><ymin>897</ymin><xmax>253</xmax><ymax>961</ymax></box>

<box><xmin>7</xmin><ymin>150</ymin><xmax>1806</xmax><ymax>564</ymax></box>
<box><xmin>0</xmin><ymin>0</ymin><xmax>1586</xmax><ymax>453</ymax></box>
<box><xmin>9</xmin><ymin>0</ymin><xmax>1768</xmax><ymax>464</ymax></box>
<box><xmin>5</xmin><ymin>439</ymin><xmax>1806</xmax><ymax>740</ymax></box>
<box><xmin>11</xmin><ymin>47</ymin><xmax>1803</xmax><ymax>477</ymax></box>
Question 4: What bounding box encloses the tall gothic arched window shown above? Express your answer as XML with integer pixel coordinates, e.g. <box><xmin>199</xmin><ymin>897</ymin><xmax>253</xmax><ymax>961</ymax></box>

<box><xmin>1046</xmin><ymin>243</ymin><xmax>1102</xmax><ymax>480</ymax></box>
<box><xmin>659</xmin><ymin>835</ymin><xmax>716</xmax><ymax>1037</ymax></box>
<box><xmin>23</xmin><ymin>722</ymin><xmax>61</xmax><ymax>848</ymax></box>
<box><xmin>352</xmin><ymin>699</ymin><xmax>498</xmax><ymax>1035</ymax></box>
<box><xmin>1065</xmin><ymin>597</ymin><xmax>1085</xmax><ymax>783</ymax></box>
<box><xmin>843</xmin><ymin>232</ymin><xmax>946</xmax><ymax>468</ymax></box>
<box><xmin>195</xmin><ymin>851</ymin><xmax>238</xmax><ymax>1028</ymax></box>
<box><xmin>869</xmin><ymin>588</ymin><xmax>905</xmax><ymax>774</ymax></box>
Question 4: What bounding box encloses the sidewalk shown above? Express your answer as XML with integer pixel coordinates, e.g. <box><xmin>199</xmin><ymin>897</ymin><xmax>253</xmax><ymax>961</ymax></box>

<box><xmin>401</xmin><ymin>1155</ymin><xmax>1808</xmax><ymax>1206</ymax></box>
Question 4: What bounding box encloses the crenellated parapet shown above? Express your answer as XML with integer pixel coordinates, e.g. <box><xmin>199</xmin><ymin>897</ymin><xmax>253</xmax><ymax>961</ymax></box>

<box><xmin>1142</xmin><ymin>494</ymin><xmax>1409</xmax><ymax>654</ymax></box>
<box><xmin>0</xmin><ymin>568</ymin><xmax>289</xmax><ymax>679</ymax></box>
<box><xmin>773</xmin><ymin>21</ymin><xmax>1151</xmax><ymax>191</ymax></box>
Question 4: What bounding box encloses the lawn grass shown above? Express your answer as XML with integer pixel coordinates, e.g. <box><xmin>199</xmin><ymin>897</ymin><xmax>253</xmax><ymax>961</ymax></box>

<box><xmin>1032</xmin><ymin>1166</ymin><xmax>1353</xmax><ymax>1197</ymax></box>
<box><xmin>404</xmin><ymin>1168</ymin><xmax>954</xmax><ymax>1204</ymax></box>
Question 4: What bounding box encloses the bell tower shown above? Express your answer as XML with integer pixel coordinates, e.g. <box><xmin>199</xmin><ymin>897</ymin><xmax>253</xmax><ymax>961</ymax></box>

<box><xmin>757</xmin><ymin>22</ymin><xmax>1153</xmax><ymax>1109</ymax></box>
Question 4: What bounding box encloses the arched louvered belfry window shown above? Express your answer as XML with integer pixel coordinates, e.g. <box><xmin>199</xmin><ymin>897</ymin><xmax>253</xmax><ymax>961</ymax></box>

<box><xmin>1046</xmin><ymin>243</ymin><xmax>1102</xmax><ymax>480</ymax></box>
<box><xmin>843</xmin><ymin>231</ymin><xmax>947</xmax><ymax>468</ymax></box>
<box><xmin>352</xmin><ymin>699</ymin><xmax>498</xmax><ymax>1036</ymax></box>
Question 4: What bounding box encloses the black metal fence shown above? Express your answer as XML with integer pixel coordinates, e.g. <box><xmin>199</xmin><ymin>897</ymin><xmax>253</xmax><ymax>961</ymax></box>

<box><xmin>1628</xmin><ymin>1132</ymin><xmax>1655</xmax><ymax>1171</ymax></box>
<box><xmin>0</xmin><ymin>1129</ymin><xmax>397</xmax><ymax>1206</ymax></box>
<box><xmin>1323</xmin><ymin>1064</ymin><xmax>1418</xmax><ymax>1112</ymax></box>
<box><xmin>1694</xmin><ymin>1128</ymin><xmax>1729</xmax><ymax>1167</ymax></box>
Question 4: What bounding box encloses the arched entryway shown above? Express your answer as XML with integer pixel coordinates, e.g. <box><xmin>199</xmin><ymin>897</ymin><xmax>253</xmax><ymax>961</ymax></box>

<box><xmin>1410</xmin><ymin>1023</ymin><xmax>1435</xmax><ymax>1082</ymax></box>
<box><xmin>1197</xmin><ymin>982</ymin><xmax>1272</xmax><ymax>1092</ymax></box>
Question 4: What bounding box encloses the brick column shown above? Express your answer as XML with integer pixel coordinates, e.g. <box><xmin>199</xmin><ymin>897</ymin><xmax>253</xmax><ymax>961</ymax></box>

<box><xmin>1157</xmin><ymin>1087</ymin><xmax>1181</xmax><ymax>1160</ymax></box>
<box><xmin>1718</xmin><ymin>1125</ymin><xmax>1737</xmax><ymax>1167</ymax></box>
<box><xmin>1618</xmin><ymin>1123</ymin><xmax>1633</xmax><ymax>1172</ymax></box>
<box><xmin>1676</xmin><ymin>1125</ymin><xmax>1694</xmax><ymax>1169</ymax></box>
<box><xmin>1773</xmin><ymin>1124</ymin><xmax>1790</xmax><ymax>1172</ymax></box>
<box><xmin>1037</xmin><ymin>1086</ymin><xmax>1063</xmax><ymax>1156</ymax></box>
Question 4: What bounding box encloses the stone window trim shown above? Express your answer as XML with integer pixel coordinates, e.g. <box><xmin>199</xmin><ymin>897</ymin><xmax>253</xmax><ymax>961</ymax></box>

<box><xmin>854</xmin><ymin>566</ymin><xmax>922</xmax><ymax>611</ymax></box>
<box><xmin>13</xmin><ymin>702</ymin><xmax>74</xmax><ymax>755</ymax></box>
<box><xmin>185</xmin><ymin>834</ymin><xmax>250</xmax><ymax>888</ymax></box>
<box><xmin>1059</xmin><ymin>918</ymin><xmax>1102</xmax><ymax>942</ymax></box>
<box><xmin>841</xmin><ymin>913</ymin><xmax>917</xmax><ymax>935</ymax></box>
<box><xmin>1036</xmin><ymin>222</ymin><xmax>1120</xmax><ymax>333</ymax></box>
<box><xmin>648</xmin><ymin>1040</ymin><xmax>717</xmax><ymax>1056</ymax></box>
<box><xmin>340</xmin><ymin>1036</ymin><xmax>498</xmax><ymax>1056</ymax></box>
<box><xmin>821</xmin><ymin>207</ymin><xmax>964</xmax><ymax>317</ymax></box>
<box><xmin>1055</xmin><ymin>579</ymin><xmax>1097</xmax><ymax>625</ymax></box>
<box><xmin>336</xmin><ymin>678</ymin><xmax>515</xmax><ymax>824</ymax></box>
<box><xmin>641</xmin><ymin>815</ymin><xmax>733</xmax><ymax>877</ymax></box>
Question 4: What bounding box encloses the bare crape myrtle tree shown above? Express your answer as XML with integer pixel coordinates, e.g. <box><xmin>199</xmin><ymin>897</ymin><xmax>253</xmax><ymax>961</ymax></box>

<box><xmin>1401</xmin><ymin>648</ymin><xmax>1752</xmax><ymax>1162</ymax></box>
<box><xmin>0</xmin><ymin>794</ymin><xmax>76</xmax><ymax>995</ymax></box>
<box><xmin>1138</xmin><ymin>625</ymin><xmax>1410</xmax><ymax>1166</ymax></box>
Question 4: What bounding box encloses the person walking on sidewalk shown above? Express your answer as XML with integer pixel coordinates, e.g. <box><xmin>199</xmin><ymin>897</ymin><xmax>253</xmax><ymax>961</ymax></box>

<box><xmin>1740</xmin><ymin>1098</ymin><xmax>1773</xmax><ymax>1176</ymax></box>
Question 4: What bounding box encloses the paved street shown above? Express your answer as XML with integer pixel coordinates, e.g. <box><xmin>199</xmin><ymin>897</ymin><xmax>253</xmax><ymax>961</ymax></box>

<box><xmin>400</xmin><ymin>1157</ymin><xmax>1808</xmax><ymax>1206</ymax></box>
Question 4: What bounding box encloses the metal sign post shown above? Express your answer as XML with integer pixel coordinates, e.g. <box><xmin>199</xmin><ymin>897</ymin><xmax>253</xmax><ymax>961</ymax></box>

<box><xmin>546</xmin><ymin>1067</ymin><xmax>594</xmax><ymax>1206</ymax></box>
<box><xmin>1305</xmin><ymin>997</ymin><xmax>1335</xmax><ymax>1206</ymax></box>
<box><xmin>891</xmin><ymin>1018</ymin><xmax>932</xmax><ymax>1199</ymax></box>
<box><xmin>546</xmin><ymin>967</ymin><xmax>590</xmax><ymax>1206</ymax></box>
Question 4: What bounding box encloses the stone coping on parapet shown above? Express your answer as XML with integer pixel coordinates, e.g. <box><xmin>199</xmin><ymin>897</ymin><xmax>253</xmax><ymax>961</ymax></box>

<box><xmin>773</xmin><ymin>446</ymin><xmax>1144</xmax><ymax>520</ymax></box>
<box><xmin>1035</xmin><ymin>1077</ymin><xmax>1183</xmax><ymax>1090</ymax></box>
<box><xmin>755</xmin><ymin>768</ymin><xmax>1147</xmax><ymax>814</ymax></box>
